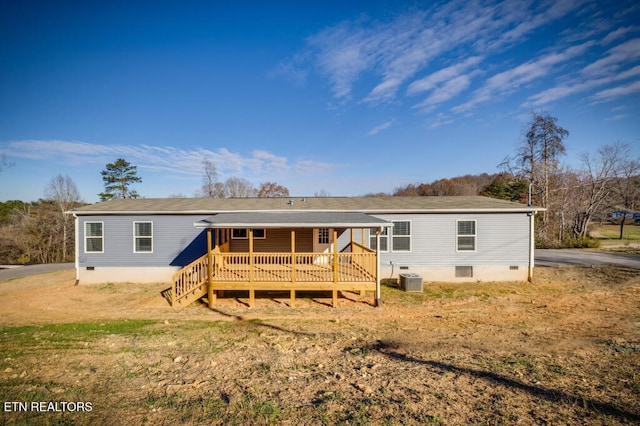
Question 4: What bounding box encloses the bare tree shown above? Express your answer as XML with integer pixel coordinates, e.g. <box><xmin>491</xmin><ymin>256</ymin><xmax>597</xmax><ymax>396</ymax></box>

<box><xmin>506</xmin><ymin>112</ymin><xmax>568</xmax><ymax>242</ymax></box>
<box><xmin>224</xmin><ymin>177</ymin><xmax>256</xmax><ymax>198</ymax></box>
<box><xmin>523</xmin><ymin>113</ymin><xmax>568</xmax><ymax>238</ymax></box>
<box><xmin>608</xmin><ymin>143</ymin><xmax>640</xmax><ymax>239</ymax></box>
<box><xmin>198</xmin><ymin>158</ymin><xmax>219</xmax><ymax>198</ymax></box>
<box><xmin>45</xmin><ymin>174</ymin><xmax>82</xmax><ymax>261</ymax></box>
<box><xmin>572</xmin><ymin>143</ymin><xmax>628</xmax><ymax>239</ymax></box>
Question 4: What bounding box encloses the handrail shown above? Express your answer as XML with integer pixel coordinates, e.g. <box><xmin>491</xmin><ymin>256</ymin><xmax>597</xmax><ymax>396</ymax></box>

<box><xmin>350</xmin><ymin>241</ymin><xmax>375</xmax><ymax>253</ymax></box>
<box><xmin>171</xmin><ymin>253</ymin><xmax>209</xmax><ymax>305</ymax></box>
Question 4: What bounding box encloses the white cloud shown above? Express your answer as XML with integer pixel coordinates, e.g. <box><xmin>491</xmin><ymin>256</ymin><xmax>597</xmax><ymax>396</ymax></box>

<box><xmin>524</xmin><ymin>56</ymin><xmax>640</xmax><ymax>108</ymax></box>
<box><xmin>407</xmin><ymin>56</ymin><xmax>482</xmax><ymax>95</ymax></box>
<box><xmin>582</xmin><ymin>38</ymin><xmax>640</xmax><ymax>77</ymax></box>
<box><xmin>6</xmin><ymin>140</ymin><xmax>340</xmax><ymax>182</ymax></box>
<box><xmin>601</xmin><ymin>26</ymin><xmax>639</xmax><ymax>45</ymax></box>
<box><xmin>367</xmin><ymin>120</ymin><xmax>394</xmax><ymax>136</ymax></box>
<box><xmin>454</xmin><ymin>41</ymin><xmax>593</xmax><ymax>112</ymax></box>
<box><xmin>429</xmin><ymin>113</ymin><xmax>454</xmax><ymax>128</ymax></box>
<box><xmin>293</xmin><ymin>0</ymin><xmax>583</xmax><ymax>107</ymax></box>
<box><xmin>591</xmin><ymin>80</ymin><xmax>640</xmax><ymax>102</ymax></box>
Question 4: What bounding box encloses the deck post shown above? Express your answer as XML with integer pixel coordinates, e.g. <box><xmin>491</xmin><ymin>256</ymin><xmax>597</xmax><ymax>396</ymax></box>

<box><xmin>207</xmin><ymin>228</ymin><xmax>216</xmax><ymax>308</ymax></box>
<box><xmin>249</xmin><ymin>228</ymin><xmax>254</xmax><ymax>308</ymax></box>
<box><xmin>332</xmin><ymin>229</ymin><xmax>338</xmax><ymax>307</ymax></box>
<box><xmin>290</xmin><ymin>230</ymin><xmax>296</xmax><ymax>307</ymax></box>
<box><xmin>375</xmin><ymin>228</ymin><xmax>381</xmax><ymax>307</ymax></box>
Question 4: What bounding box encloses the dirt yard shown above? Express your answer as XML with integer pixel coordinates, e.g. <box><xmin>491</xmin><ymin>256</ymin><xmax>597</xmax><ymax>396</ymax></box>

<box><xmin>1</xmin><ymin>266</ymin><xmax>639</xmax><ymax>425</ymax></box>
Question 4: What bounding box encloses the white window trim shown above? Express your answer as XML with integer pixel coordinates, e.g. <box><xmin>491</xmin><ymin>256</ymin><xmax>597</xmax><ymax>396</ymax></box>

<box><xmin>133</xmin><ymin>221</ymin><xmax>153</xmax><ymax>253</ymax></box>
<box><xmin>456</xmin><ymin>219</ymin><xmax>477</xmax><ymax>252</ymax></box>
<box><xmin>84</xmin><ymin>221</ymin><xmax>104</xmax><ymax>254</ymax></box>
<box><xmin>231</xmin><ymin>229</ymin><xmax>267</xmax><ymax>239</ymax></box>
<box><xmin>369</xmin><ymin>228</ymin><xmax>389</xmax><ymax>253</ymax></box>
<box><xmin>391</xmin><ymin>220</ymin><xmax>412</xmax><ymax>253</ymax></box>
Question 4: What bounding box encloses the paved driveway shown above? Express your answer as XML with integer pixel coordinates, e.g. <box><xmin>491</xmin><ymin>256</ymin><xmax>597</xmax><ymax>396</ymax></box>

<box><xmin>536</xmin><ymin>249</ymin><xmax>640</xmax><ymax>269</ymax></box>
<box><xmin>0</xmin><ymin>263</ymin><xmax>74</xmax><ymax>281</ymax></box>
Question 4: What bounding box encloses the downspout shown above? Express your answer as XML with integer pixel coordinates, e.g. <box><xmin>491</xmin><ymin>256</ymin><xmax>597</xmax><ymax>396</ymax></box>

<box><xmin>528</xmin><ymin>211</ymin><xmax>536</xmax><ymax>282</ymax></box>
<box><xmin>375</xmin><ymin>228</ymin><xmax>381</xmax><ymax>307</ymax></box>
<box><xmin>73</xmin><ymin>213</ymin><xmax>79</xmax><ymax>285</ymax></box>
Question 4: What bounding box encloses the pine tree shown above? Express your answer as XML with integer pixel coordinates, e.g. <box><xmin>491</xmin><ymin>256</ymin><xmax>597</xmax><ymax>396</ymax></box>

<box><xmin>99</xmin><ymin>158</ymin><xmax>142</xmax><ymax>201</ymax></box>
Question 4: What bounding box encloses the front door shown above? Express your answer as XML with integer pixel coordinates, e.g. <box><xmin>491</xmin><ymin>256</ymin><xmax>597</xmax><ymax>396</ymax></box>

<box><xmin>313</xmin><ymin>228</ymin><xmax>333</xmax><ymax>254</ymax></box>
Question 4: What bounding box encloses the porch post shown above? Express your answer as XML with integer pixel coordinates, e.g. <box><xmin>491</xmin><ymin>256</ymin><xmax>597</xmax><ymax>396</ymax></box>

<box><xmin>332</xmin><ymin>229</ymin><xmax>338</xmax><ymax>307</ymax></box>
<box><xmin>290</xmin><ymin>229</ymin><xmax>296</xmax><ymax>307</ymax></box>
<box><xmin>248</xmin><ymin>228</ymin><xmax>255</xmax><ymax>307</ymax></box>
<box><xmin>207</xmin><ymin>228</ymin><xmax>215</xmax><ymax>308</ymax></box>
<box><xmin>375</xmin><ymin>228</ymin><xmax>381</xmax><ymax>307</ymax></box>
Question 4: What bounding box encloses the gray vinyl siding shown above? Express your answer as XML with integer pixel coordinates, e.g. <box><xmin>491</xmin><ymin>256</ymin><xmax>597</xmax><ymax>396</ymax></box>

<box><xmin>78</xmin><ymin>212</ymin><xmax>530</xmax><ymax>269</ymax></box>
<box><xmin>371</xmin><ymin>213</ymin><xmax>530</xmax><ymax>266</ymax></box>
<box><xmin>78</xmin><ymin>215</ymin><xmax>210</xmax><ymax>268</ymax></box>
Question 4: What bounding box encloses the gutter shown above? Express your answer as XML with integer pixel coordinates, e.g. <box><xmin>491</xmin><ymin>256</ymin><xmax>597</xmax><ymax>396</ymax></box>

<box><xmin>68</xmin><ymin>207</ymin><xmax>546</xmax><ymax>215</ymax></box>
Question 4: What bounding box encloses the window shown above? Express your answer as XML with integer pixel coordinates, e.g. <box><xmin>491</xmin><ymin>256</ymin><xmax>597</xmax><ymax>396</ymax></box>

<box><xmin>231</xmin><ymin>229</ymin><xmax>266</xmax><ymax>239</ymax></box>
<box><xmin>369</xmin><ymin>227</ymin><xmax>388</xmax><ymax>252</ymax></box>
<box><xmin>134</xmin><ymin>221</ymin><xmax>153</xmax><ymax>253</ymax></box>
<box><xmin>318</xmin><ymin>228</ymin><xmax>330</xmax><ymax>244</ymax></box>
<box><xmin>457</xmin><ymin>220</ymin><xmax>476</xmax><ymax>251</ymax></box>
<box><xmin>392</xmin><ymin>221</ymin><xmax>411</xmax><ymax>252</ymax></box>
<box><xmin>85</xmin><ymin>222</ymin><xmax>103</xmax><ymax>253</ymax></box>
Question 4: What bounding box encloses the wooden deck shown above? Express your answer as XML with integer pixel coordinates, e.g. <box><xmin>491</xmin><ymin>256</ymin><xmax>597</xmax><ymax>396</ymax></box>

<box><xmin>171</xmin><ymin>249</ymin><xmax>378</xmax><ymax>308</ymax></box>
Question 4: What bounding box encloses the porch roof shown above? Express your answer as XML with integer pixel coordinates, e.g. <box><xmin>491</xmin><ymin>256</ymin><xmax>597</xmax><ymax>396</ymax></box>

<box><xmin>194</xmin><ymin>212</ymin><xmax>391</xmax><ymax>229</ymax></box>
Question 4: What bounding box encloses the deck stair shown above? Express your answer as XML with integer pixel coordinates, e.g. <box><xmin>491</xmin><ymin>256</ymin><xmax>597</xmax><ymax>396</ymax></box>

<box><xmin>171</xmin><ymin>254</ymin><xmax>209</xmax><ymax>306</ymax></box>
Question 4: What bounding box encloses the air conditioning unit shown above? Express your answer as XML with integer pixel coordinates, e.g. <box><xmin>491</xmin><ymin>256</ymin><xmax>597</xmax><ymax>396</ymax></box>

<box><xmin>399</xmin><ymin>273</ymin><xmax>423</xmax><ymax>292</ymax></box>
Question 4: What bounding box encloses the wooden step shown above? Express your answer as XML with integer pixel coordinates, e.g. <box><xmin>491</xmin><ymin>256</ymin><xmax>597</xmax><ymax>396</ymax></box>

<box><xmin>173</xmin><ymin>284</ymin><xmax>208</xmax><ymax>307</ymax></box>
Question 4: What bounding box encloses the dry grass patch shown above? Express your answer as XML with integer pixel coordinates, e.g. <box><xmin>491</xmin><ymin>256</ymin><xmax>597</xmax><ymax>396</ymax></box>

<box><xmin>0</xmin><ymin>266</ymin><xmax>638</xmax><ymax>424</ymax></box>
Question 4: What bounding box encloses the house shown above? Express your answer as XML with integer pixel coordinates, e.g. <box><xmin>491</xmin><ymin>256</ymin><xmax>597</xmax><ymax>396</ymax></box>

<box><xmin>70</xmin><ymin>196</ymin><xmax>543</xmax><ymax>307</ymax></box>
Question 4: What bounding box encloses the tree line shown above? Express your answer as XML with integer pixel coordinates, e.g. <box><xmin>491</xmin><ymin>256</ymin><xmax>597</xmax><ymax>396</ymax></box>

<box><xmin>1</xmin><ymin>111</ymin><xmax>638</xmax><ymax>263</ymax></box>
<box><xmin>392</xmin><ymin>112</ymin><xmax>640</xmax><ymax>247</ymax></box>
<box><xmin>0</xmin><ymin>175</ymin><xmax>83</xmax><ymax>264</ymax></box>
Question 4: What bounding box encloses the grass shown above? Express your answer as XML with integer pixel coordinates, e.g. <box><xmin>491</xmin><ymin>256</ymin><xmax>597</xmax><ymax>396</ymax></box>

<box><xmin>1</xmin><ymin>266</ymin><xmax>639</xmax><ymax>425</ymax></box>
<box><xmin>0</xmin><ymin>320</ymin><xmax>160</xmax><ymax>355</ymax></box>
<box><xmin>590</xmin><ymin>223</ymin><xmax>640</xmax><ymax>242</ymax></box>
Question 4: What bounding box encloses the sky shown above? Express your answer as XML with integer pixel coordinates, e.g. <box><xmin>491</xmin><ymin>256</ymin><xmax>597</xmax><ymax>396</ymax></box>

<box><xmin>1</xmin><ymin>0</ymin><xmax>639</xmax><ymax>203</ymax></box>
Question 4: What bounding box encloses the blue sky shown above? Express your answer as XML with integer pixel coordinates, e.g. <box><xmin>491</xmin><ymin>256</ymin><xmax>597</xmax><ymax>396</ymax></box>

<box><xmin>1</xmin><ymin>0</ymin><xmax>639</xmax><ymax>203</ymax></box>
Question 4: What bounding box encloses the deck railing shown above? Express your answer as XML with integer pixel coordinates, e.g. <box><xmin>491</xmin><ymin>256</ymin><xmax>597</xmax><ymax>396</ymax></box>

<box><xmin>172</xmin><ymin>247</ymin><xmax>377</xmax><ymax>306</ymax></box>
<box><xmin>171</xmin><ymin>253</ymin><xmax>209</xmax><ymax>305</ymax></box>
<box><xmin>211</xmin><ymin>251</ymin><xmax>376</xmax><ymax>283</ymax></box>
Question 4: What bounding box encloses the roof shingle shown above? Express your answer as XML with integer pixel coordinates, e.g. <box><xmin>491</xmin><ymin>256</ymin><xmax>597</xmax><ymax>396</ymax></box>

<box><xmin>71</xmin><ymin>196</ymin><xmax>542</xmax><ymax>215</ymax></box>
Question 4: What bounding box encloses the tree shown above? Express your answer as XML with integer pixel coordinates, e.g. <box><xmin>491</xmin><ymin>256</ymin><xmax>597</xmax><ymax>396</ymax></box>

<box><xmin>509</xmin><ymin>112</ymin><xmax>568</xmax><ymax>241</ymax></box>
<box><xmin>610</xmin><ymin>144</ymin><xmax>640</xmax><ymax>239</ymax></box>
<box><xmin>99</xmin><ymin>158</ymin><xmax>142</xmax><ymax>201</ymax></box>
<box><xmin>197</xmin><ymin>158</ymin><xmax>220</xmax><ymax>198</ymax></box>
<box><xmin>44</xmin><ymin>174</ymin><xmax>82</xmax><ymax>261</ymax></box>
<box><xmin>481</xmin><ymin>174</ymin><xmax>528</xmax><ymax>203</ymax></box>
<box><xmin>572</xmin><ymin>142</ymin><xmax>629</xmax><ymax>239</ymax></box>
<box><xmin>257</xmin><ymin>182</ymin><xmax>290</xmax><ymax>197</ymax></box>
<box><xmin>223</xmin><ymin>177</ymin><xmax>255</xmax><ymax>198</ymax></box>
